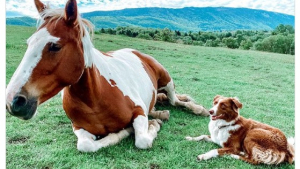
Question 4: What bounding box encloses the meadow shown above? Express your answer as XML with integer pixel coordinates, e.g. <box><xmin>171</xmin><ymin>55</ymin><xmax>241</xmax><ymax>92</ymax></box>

<box><xmin>6</xmin><ymin>25</ymin><xmax>295</xmax><ymax>169</ymax></box>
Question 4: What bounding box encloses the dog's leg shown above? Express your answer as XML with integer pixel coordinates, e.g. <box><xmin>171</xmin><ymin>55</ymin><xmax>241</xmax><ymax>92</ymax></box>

<box><xmin>230</xmin><ymin>154</ymin><xmax>260</xmax><ymax>165</ymax></box>
<box><xmin>185</xmin><ymin>135</ymin><xmax>212</xmax><ymax>142</ymax></box>
<box><xmin>197</xmin><ymin>147</ymin><xmax>237</xmax><ymax>161</ymax></box>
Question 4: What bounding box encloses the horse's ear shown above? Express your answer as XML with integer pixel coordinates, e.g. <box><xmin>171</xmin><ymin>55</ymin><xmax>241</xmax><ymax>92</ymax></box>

<box><xmin>34</xmin><ymin>0</ymin><xmax>46</xmax><ymax>14</ymax></box>
<box><xmin>64</xmin><ymin>0</ymin><xmax>78</xmax><ymax>25</ymax></box>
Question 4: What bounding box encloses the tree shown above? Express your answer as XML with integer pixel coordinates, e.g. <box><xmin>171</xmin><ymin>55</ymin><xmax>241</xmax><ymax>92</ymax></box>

<box><xmin>182</xmin><ymin>36</ymin><xmax>192</xmax><ymax>44</ymax></box>
<box><xmin>160</xmin><ymin>28</ymin><xmax>173</xmax><ymax>42</ymax></box>
<box><xmin>100</xmin><ymin>28</ymin><xmax>105</xmax><ymax>33</ymax></box>
<box><xmin>240</xmin><ymin>39</ymin><xmax>253</xmax><ymax>50</ymax></box>
<box><xmin>175</xmin><ymin>30</ymin><xmax>181</xmax><ymax>36</ymax></box>
<box><xmin>273</xmin><ymin>24</ymin><xmax>295</xmax><ymax>35</ymax></box>
<box><xmin>222</xmin><ymin>37</ymin><xmax>238</xmax><ymax>49</ymax></box>
<box><xmin>254</xmin><ymin>34</ymin><xmax>294</xmax><ymax>54</ymax></box>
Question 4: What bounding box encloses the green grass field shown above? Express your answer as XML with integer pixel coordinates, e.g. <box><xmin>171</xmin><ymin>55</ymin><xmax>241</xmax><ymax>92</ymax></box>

<box><xmin>6</xmin><ymin>25</ymin><xmax>295</xmax><ymax>169</ymax></box>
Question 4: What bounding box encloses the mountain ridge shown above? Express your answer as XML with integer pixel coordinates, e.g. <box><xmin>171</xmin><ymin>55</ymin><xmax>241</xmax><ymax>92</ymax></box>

<box><xmin>6</xmin><ymin>7</ymin><xmax>294</xmax><ymax>31</ymax></box>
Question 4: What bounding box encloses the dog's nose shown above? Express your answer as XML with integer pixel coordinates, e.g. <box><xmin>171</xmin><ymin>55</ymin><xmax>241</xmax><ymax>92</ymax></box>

<box><xmin>209</xmin><ymin>109</ymin><xmax>214</xmax><ymax>115</ymax></box>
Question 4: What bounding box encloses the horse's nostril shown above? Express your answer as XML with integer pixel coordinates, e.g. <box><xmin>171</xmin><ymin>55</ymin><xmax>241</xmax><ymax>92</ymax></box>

<box><xmin>12</xmin><ymin>95</ymin><xmax>28</xmax><ymax>109</ymax></box>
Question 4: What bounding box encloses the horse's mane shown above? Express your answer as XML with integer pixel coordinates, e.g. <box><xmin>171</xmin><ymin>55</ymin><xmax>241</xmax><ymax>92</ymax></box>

<box><xmin>36</xmin><ymin>6</ymin><xmax>94</xmax><ymax>39</ymax></box>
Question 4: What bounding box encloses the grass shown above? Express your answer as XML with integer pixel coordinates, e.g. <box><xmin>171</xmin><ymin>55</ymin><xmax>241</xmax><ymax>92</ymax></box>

<box><xmin>6</xmin><ymin>25</ymin><xmax>295</xmax><ymax>169</ymax></box>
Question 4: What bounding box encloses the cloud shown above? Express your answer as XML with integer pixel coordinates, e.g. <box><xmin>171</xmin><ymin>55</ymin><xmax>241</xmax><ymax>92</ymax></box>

<box><xmin>6</xmin><ymin>0</ymin><xmax>295</xmax><ymax>18</ymax></box>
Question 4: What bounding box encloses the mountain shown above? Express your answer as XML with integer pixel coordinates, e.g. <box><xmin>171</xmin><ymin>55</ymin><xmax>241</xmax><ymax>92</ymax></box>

<box><xmin>6</xmin><ymin>17</ymin><xmax>37</xmax><ymax>27</ymax></box>
<box><xmin>6</xmin><ymin>7</ymin><xmax>294</xmax><ymax>31</ymax></box>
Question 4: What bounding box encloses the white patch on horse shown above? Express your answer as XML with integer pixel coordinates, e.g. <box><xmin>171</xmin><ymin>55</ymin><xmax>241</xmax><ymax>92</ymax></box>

<box><xmin>6</xmin><ymin>28</ymin><xmax>59</xmax><ymax>103</ymax></box>
<box><xmin>133</xmin><ymin>115</ymin><xmax>159</xmax><ymax>149</ymax></box>
<box><xmin>81</xmin><ymin>31</ymin><xmax>155</xmax><ymax>115</ymax></box>
<box><xmin>158</xmin><ymin>80</ymin><xmax>177</xmax><ymax>105</ymax></box>
<box><xmin>209</xmin><ymin>119</ymin><xmax>240</xmax><ymax>147</ymax></box>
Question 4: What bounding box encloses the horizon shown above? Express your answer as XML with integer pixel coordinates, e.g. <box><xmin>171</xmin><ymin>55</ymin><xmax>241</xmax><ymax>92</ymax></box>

<box><xmin>6</xmin><ymin>0</ymin><xmax>294</xmax><ymax>18</ymax></box>
<box><xmin>5</xmin><ymin>6</ymin><xmax>295</xmax><ymax>18</ymax></box>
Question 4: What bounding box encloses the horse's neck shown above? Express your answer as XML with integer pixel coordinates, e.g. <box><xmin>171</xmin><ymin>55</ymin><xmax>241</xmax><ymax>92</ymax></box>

<box><xmin>65</xmin><ymin>33</ymin><xmax>106</xmax><ymax>98</ymax></box>
<box><xmin>65</xmin><ymin>65</ymin><xmax>102</xmax><ymax>106</ymax></box>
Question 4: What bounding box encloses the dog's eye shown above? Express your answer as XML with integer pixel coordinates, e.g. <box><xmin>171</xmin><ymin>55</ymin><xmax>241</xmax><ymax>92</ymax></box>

<box><xmin>220</xmin><ymin>103</ymin><xmax>226</xmax><ymax>109</ymax></box>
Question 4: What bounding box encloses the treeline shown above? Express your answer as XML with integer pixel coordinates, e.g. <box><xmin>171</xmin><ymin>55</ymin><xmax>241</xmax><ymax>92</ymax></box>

<box><xmin>96</xmin><ymin>24</ymin><xmax>294</xmax><ymax>55</ymax></box>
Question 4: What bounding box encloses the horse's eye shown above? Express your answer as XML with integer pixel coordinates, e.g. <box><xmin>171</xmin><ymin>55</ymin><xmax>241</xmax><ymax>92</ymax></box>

<box><xmin>49</xmin><ymin>43</ymin><xmax>61</xmax><ymax>52</ymax></box>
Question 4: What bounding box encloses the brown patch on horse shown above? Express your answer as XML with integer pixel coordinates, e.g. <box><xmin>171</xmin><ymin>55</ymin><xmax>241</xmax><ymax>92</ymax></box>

<box><xmin>63</xmin><ymin>66</ymin><xmax>135</xmax><ymax>136</ymax></box>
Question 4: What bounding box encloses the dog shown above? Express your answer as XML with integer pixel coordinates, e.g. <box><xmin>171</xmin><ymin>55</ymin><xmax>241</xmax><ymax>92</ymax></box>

<box><xmin>186</xmin><ymin>95</ymin><xmax>294</xmax><ymax>165</ymax></box>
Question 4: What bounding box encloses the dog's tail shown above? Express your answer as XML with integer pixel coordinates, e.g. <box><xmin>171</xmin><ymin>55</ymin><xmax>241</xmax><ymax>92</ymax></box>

<box><xmin>286</xmin><ymin>137</ymin><xmax>295</xmax><ymax>164</ymax></box>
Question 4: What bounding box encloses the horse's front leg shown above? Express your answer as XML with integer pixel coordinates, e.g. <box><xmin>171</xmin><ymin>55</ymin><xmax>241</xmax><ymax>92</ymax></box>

<box><xmin>132</xmin><ymin>107</ymin><xmax>163</xmax><ymax>149</ymax></box>
<box><xmin>73</xmin><ymin>124</ymin><xmax>133</xmax><ymax>152</ymax></box>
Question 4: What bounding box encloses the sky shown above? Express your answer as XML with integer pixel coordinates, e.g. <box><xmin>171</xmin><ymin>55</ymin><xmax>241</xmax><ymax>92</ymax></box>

<box><xmin>6</xmin><ymin>0</ymin><xmax>295</xmax><ymax>18</ymax></box>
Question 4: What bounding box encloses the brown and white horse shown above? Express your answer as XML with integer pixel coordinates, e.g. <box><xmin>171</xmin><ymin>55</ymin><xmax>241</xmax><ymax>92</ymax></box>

<box><xmin>6</xmin><ymin>0</ymin><xmax>209</xmax><ymax>152</ymax></box>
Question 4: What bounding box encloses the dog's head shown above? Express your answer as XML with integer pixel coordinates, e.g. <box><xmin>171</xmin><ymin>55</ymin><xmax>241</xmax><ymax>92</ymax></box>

<box><xmin>209</xmin><ymin>95</ymin><xmax>243</xmax><ymax>122</ymax></box>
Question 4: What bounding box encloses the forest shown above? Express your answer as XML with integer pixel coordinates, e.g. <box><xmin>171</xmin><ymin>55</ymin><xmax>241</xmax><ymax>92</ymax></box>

<box><xmin>97</xmin><ymin>24</ymin><xmax>295</xmax><ymax>55</ymax></box>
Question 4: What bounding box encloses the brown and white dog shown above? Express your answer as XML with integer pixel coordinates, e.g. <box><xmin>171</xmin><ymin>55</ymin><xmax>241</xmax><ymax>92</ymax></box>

<box><xmin>186</xmin><ymin>95</ymin><xmax>295</xmax><ymax>165</ymax></box>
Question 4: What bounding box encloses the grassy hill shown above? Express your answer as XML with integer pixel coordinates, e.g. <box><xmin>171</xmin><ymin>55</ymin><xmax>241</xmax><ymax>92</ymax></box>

<box><xmin>6</xmin><ymin>25</ymin><xmax>294</xmax><ymax>168</ymax></box>
<box><xmin>6</xmin><ymin>7</ymin><xmax>295</xmax><ymax>31</ymax></box>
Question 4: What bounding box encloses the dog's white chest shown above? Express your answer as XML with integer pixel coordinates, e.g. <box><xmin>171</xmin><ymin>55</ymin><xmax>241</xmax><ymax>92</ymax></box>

<box><xmin>209</xmin><ymin>119</ymin><xmax>240</xmax><ymax>147</ymax></box>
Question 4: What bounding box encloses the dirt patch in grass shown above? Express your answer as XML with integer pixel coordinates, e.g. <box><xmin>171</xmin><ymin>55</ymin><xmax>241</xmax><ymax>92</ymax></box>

<box><xmin>150</xmin><ymin>163</ymin><xmax>160</xmax><ymax>169</ymax></box>
<box><xmin>8</xmin><ymin>136</ymin><xmax>29</xmax><ymax>144</ymax></box>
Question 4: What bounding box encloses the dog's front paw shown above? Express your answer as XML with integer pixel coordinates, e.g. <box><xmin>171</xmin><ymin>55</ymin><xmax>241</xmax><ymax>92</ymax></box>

<box><xmin>185</xmin><ymin>136</ymin><xmax>193</xmax><ymax>141</ymax></box>
<box><xmin>197</xmin><ymin>154</ymin><xmax>207</xmax><ymax>161</ymax></box>
<box><xmin>197</xmin><ymin>149</ymin><xmax>218</xmax><ymax>161</ymax></box>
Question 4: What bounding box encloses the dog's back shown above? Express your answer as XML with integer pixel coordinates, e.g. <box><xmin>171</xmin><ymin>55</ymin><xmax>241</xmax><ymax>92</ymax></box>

<box><xmin>239</xmin><ymin>118</ymin><xmax>295</xmax><ymax>164</ymax></box>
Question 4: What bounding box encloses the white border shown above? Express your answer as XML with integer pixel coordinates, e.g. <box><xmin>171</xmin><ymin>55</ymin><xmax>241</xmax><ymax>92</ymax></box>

<box><xmin>1</xmin><ymin>0</ymin><xmax>6</xmax><ymax>168</ymax></box>
<box><xmin>294</xmin><ymin>0</ymin><xmax>299</xmax><ymax>167</ymax></box>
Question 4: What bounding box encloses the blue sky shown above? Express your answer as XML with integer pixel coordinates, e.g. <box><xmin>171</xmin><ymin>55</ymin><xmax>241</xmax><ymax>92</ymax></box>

<box><xmin>6</xmin><ymin>0</ymin><xmax>295</xmax><ymax>18</ymax></box>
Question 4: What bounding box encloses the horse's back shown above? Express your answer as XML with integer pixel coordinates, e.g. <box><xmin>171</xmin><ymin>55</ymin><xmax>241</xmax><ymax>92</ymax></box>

<box><xmin>111</xmin><ymin>48</ymin><xmax>172</xmax><ymax>89</ymax></box>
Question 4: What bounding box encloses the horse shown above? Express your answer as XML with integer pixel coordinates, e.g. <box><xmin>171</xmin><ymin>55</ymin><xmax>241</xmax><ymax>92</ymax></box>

<box><xmin>6</xmin><ymin>0</ymin><xmax>209</xmax><ymax>152</ymax></box>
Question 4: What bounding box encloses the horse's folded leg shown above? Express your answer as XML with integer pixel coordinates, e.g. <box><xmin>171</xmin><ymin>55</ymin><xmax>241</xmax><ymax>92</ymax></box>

<box><xmin>175</xmin><ymin>101</ymin><xmax>210</xmax><ymax>116</ymax></box>
<box><xmin>149</xmin><ymin>109</ymin><xmax>170</xmax><ymax>120</ymax></box>
<box><xmin>73</xmin><ymin>127</ymin><xmax>133</xmax><ymax>152</ymax></box>
<box><xmin>98</xmin><ymin>127</ymin><xmax>134</xmax><ymax>147</ymax></box>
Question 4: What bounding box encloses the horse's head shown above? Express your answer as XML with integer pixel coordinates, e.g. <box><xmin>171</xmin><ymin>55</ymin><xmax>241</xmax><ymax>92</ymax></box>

<box><xmin>6</xmin><ymin>0</ymin><xmax>90</xmax><ymax>120</ymax></box>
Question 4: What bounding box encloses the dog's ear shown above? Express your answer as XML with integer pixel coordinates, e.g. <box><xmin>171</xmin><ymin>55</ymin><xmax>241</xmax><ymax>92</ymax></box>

<box><xmin>213</xmin><ymin>95</ymin><xmax>222</xmax><ymax>105</ymax></box>
<box><xmin>231</xmin><ymin>97</ymin><xmax>242</xmax><ymax>113</ymax></box>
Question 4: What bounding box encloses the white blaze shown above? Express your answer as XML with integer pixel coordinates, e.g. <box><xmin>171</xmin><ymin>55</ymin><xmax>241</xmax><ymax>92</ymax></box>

<box><xmin>6</xmin><ymin>28</ymin><xmax>59</xmax><ymax>103</ymax></box>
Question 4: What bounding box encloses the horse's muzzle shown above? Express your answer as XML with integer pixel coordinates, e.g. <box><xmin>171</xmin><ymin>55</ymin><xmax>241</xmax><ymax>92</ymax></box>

<box><xmin>6</xmin><ymin>94</ymin><xmax>38</xmax><ymax>120</ymax></box>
